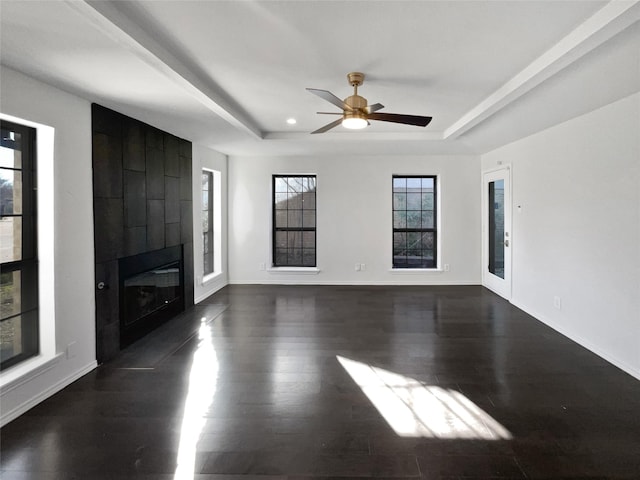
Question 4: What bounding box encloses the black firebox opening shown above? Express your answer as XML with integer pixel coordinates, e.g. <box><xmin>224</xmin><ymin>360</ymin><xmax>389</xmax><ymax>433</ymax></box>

<box><xmin>119</xmin><ymin>245</ymin><xmax>185</xmax><ymax>348</ymax></box>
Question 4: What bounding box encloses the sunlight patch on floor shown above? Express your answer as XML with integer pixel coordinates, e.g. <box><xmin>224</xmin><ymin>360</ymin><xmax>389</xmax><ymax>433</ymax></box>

<box><xmin>337</xmin><ymin>355</ymin><xmax>511</xmax><ymax>440</ymax></box>
<box><xmin>174</xmin><ymin>319</ymin><xmax>219</xmax><ymax>480</ymax></box>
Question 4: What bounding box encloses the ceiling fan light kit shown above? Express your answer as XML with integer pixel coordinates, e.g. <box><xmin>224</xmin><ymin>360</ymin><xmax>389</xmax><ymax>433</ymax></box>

<box><xmin>307</xmin><ymin>72</ymin><xmax>432</xmax><ymax>134</ymax></box>
<box><xmin>342</xmin><ymin>113</ymin><xmax>368</xmax><ymax>130</ymax></box>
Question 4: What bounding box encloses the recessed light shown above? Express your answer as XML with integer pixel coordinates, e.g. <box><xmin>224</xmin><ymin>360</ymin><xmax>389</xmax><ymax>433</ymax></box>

<box><xmin>286</xmin><ymin>118</ymin><xmax>297</xmax><ymax>125</ymax></box>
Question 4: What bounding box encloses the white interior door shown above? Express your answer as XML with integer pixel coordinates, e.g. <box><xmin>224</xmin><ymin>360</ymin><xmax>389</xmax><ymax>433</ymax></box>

<box><xmin>482</xmin><ymin>168</ymin><xmax>511</xmax><ymax>299</ymax></box>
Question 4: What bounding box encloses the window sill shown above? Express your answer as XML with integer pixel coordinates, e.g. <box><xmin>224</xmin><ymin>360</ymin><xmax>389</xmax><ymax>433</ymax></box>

<box><xmin>0</xmin><ymin>352</ymin><xmax>64</xmax><ymax>392</ymax></box>
<box><xmin>202</xmin><ymin>271</ymin><xmax>223</xmax><ymax>285</ymax></box>
<box><xmin>267</xmin><ymin>267</ymin><xmax>320</xmax><ymax>275</ymax></box>
<box><xmin>389</xmin><ymin>268</ymin><xmax>443</xmax><ymax>274</ymax></box>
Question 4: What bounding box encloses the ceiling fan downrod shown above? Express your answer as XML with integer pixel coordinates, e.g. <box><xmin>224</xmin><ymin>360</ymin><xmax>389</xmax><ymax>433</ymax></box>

<box><xmin>345</xmin><ymin>72</ymin><xmax>367</xmax><ymax>112</ymax></box>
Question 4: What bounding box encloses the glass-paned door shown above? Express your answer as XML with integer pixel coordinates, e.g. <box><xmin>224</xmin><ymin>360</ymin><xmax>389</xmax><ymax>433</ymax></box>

<box><xmin>483</xmin><ymin>168</ymin><xmax>511</xmax><ymax>299</ymax></box>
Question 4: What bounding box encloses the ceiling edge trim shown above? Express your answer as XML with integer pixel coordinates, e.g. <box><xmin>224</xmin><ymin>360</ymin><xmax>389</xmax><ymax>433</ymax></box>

<box><xmin>444</xmin><ymin>0</ymin><xmax>640</xmax><ymax>140</ymax></box>
<box><xmin>67</xmin><ymin>0</ymin><xmax>263</xmax><ymax>139</ymax></box>
<box><xmin>264</xmin><ymin>131</ymin><xmax>444</xmax><ymax>141</ymax></box>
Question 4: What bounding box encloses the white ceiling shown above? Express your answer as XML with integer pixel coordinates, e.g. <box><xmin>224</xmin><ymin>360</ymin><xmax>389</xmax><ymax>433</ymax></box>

<box><xmin>1</xmin><ymin>0</ymin><xmax>638</xmax><ymax>156</ymax></box>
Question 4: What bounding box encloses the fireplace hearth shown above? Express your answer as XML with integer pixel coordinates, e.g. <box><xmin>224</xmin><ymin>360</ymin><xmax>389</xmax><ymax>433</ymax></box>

<box><xmin>119</xmin><ymin>246</ymin><xmax>184</xmax><ymax>347</ymax></box>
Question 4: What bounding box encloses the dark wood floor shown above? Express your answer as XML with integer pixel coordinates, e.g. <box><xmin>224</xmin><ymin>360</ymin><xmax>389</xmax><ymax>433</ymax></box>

<box><xmin>2</xmin><ymin>285</ymin><xmax>640</xmax><ymax>479</ymax></box>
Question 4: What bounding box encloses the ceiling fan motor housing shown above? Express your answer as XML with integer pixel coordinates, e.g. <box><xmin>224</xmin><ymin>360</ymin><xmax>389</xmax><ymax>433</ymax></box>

<box><xmin>344</xmin><ymin>72</ymin><xmax>367</xmax><ymax>121</ymax></box>
<box><xmin>344</xmin><ymin>94</ymin><xmax>367</xmax><ymax>112</ymax></box>
<box><xmin>343</xmin><ymin>95</ymin><xmax>368</xmax><ymax>124</ymax></box>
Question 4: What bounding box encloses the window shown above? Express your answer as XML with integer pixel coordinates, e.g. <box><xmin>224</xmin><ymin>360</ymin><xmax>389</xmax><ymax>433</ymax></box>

<box><xmin>1</xmin><ymin>120</ymin><xmax>38</xmax><ymax>370</ymax></box>
<box><xmin>392</xmin><ymin>176</ymin><xmax>437</xmax><ymax>269</ymax></box>
<box><xmin>202</xmin><ymin>170</ymin><xmax>214</xmax><ymax>276</ymax></box>
<box><xmin>273</xmin><ymin>175</ymin><xmax>316</xmax><ymax>267</ymax></box>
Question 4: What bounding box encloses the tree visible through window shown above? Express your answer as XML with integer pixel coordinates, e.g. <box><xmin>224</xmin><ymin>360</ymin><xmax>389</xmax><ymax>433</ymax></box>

<box><xmin>1</xmin><ymin>120</ymin><xmax>39</xmax><ymax>370</ymax></box>
<box><xmin>202</xmin><ymin>170</ymin><xmax>214</xmax><ymax>276</ymax></box>
<box><xmin>393</xmin><ymin>176</ymin><xmax>437</xmax><ymax>268</ymax></box>
<box><xmin>273</xmin><ymin>175</ymin><xmax>316</xmax><ymax>267</ymax></box>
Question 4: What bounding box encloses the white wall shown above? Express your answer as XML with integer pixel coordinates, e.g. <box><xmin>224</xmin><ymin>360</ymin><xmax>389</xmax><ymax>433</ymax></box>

<box><xmin>192</xmin><ymin>144</ymin><xmax>229</xmax><ymax>302</ymax></box>
<box><xmin>0</xmin><ymin>67</ymin><xmax>97</xmax><ymax>425</ymax></box>
<box><xmin>228</xmin><ymin>154</ymin><xmax>481</xmax><ymax>285</ymax></box>
<box><xmin>482</xmin><ymin>92</ymin><xmax>640</xmax><ymax>379</ymax></box>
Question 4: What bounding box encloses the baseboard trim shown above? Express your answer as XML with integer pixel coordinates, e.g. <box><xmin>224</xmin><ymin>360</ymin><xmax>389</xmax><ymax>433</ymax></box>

<box><xmin>0</xmin><ymin>360</ymin><xmax>98</xmax><ymax>427</ymax></box>
<box><xmin>1</xmin><ymin>352</ymin><xmax>64</xmax><ymax>393</ymax></box>
<box><xmin>195</xmin><ymin>278</ymin><xmax>229</xmax><ymax>304</ymax></box>
<box><xmin>228</xmin><ymin>279</ymin><xmax>481</xmax><ymax>286</ymax></box>
<box><xmin>511</xmin><ymin>298</ymin><xmax>640</xmax><ymax>381</ymax></box>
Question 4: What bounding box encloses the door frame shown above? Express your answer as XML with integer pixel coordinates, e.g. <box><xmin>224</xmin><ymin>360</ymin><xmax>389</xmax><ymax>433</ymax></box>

<box><xmin>482</xmin><ymin>166</ymin><xmax>512</xmax><ymax>300</ymax></box>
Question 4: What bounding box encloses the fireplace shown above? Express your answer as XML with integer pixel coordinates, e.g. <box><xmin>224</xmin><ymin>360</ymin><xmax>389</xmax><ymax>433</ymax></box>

<box><xmin>119</xmin><ymin>246</ymin><xmax>184</xmax><ymax>347</ymax></box>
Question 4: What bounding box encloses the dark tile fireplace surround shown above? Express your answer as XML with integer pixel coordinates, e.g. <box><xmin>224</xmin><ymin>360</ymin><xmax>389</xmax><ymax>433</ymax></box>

<box><xmin>92</xmin><ymin>104</ymin><xmax>194</xmax><ymax>363</ymax></box>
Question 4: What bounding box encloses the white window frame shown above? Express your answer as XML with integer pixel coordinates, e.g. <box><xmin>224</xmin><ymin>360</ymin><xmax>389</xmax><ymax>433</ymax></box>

<box><xmin>0</xmin><ymin>113</ymin><xmax>57</xmax><ymax>386</ymax></box>
<box><xmin>201</xmin><ymin>168</ymin><xmax>221</xmax><ymax>284</ymax></box>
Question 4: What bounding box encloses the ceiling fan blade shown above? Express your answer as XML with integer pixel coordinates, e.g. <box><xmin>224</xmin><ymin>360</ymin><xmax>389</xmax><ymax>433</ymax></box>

<box><xmin>368</xmin><ymin>112</ymin><xmax>432</xmax><ymax>127</ymax></box>
<box><xmin>311</xmin><ymin>118</ymin><xmax>343</xmax><ymax>134</ymax></box>
<box><xmin>306</xmin><ymin>88</ymin><xmax>353</xmax><ymax>111</ymax></box>
<box><xmin>365</xmin><ymin>103</ymin><xmax>384</xmax><ymax>114</ymax></box>
<box><xmin>317</xmin><ymin>112</ymin><xmax>343</xmax><ymax>115</ymax></box>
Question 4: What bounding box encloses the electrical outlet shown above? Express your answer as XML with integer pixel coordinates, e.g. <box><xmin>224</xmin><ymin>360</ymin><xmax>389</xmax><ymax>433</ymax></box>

<box><xmin>360</xmin><ymin>263</ymin><xmax>366</xmax><ymax>271</ymax></box>
<box><xmin>444</xmin><ymin>264</ymin><xmax>450</xmax><ymax>272</ymax></box>
<box><xmin>355</xmin><ymin>263</ymin><xmax>361</xmax><ymax>271</ymax></box>
<box><xmin>553</xmin><ymin>296</ymin><xmax>562</xmax><ymax>310</ymax></box>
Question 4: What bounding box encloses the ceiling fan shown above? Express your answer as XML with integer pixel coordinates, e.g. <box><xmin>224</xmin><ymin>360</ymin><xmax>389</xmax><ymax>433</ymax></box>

<box><xmin>306</xmin><ymin>72</ymin><xmax>432</xmax><ymax>134</ymax></box>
